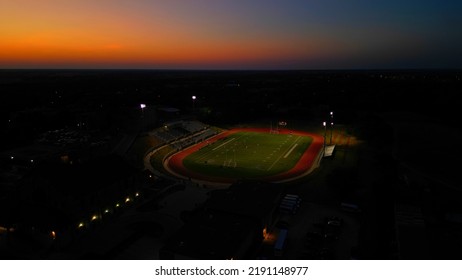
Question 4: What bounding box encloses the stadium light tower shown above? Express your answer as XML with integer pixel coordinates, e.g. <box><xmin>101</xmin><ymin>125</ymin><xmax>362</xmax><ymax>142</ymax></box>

<box><xmin>192</xmin><ymin>95</ymin><xmax>196</xmax><ymax>112</ymax></box>
<box><xmin>140</xmin><ymin>103</ymin><xmax>146</xmax><ymax>117</ymax></box>
<box><xmin>330</xmin><ymin>111</ymin><xmax>334</xmax><ymax>145</ymax></box>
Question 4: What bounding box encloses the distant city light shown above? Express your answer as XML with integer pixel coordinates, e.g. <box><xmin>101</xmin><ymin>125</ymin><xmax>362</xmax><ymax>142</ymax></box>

<box><xmin>140</xmin><ymin>103</ymin><xmax>146</xmax><ymax>109</ymax></box>
<box><xmin>323</xmin><ymin>121</ymin><xmax>326</xmax><ymax>127</ymax></box>
<box><xmin>116</xmin><ymin>203</ymin><xmax>120</xmax><ymax>208</ymax></box>
<box><xmin>30</xmin><ymin>159</ymin><xmax>34</xmax><ymax>163</ymax></box>
<box><xmin>104</xmin><ymin>209</ymin><xmax>109</xmax><ymax>214</ymax></box>
<box><xmin>10</xmin><ymin>156</ymin><xmax>14</xmax><ymax>160</ymax></box>
<box><xmin>192</xmin><ymin>96</ymin><xmax>196</xmax><ymax>100</ymax></box>
<box><xmin>125</xmin><ymin>197</ymin><xmax>131</xmax><ymax>203</ymax></box>
<box><xmin>330</xmin><ymin>111</ymin><xmax>333</xmax><ymax>116</ymax></box>
<box><xmin>91</xmin><ymin>215</ymin><xmax>98</xmax><ymax>221</ymax></box>
<box><xmin>51</xmin><ymin>231</ymin><xmax>56</xmax><ymax>240</ymax></box>
<box><xmin>78</xmin><ymin>223</ymin><xmax>84</xmax><ymax>228</ymax></box>
<box><xmin>135</xmin><ymin>192</ymin><xmax>139</xmax><ymax>197</ymax></box>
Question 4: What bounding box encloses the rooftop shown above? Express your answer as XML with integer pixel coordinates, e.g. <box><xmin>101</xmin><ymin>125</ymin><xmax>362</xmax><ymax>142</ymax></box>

<box><xmin>205</xmin><ymin>181</ymin><xmax>283</xmax><ymax>219</ymax></box>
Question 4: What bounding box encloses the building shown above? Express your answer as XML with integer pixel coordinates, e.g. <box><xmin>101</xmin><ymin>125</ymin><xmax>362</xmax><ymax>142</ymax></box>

<box><xmin>160</xmin><ymin>181</ymin><xmax>284</xmax><ymax>259</ymax></box>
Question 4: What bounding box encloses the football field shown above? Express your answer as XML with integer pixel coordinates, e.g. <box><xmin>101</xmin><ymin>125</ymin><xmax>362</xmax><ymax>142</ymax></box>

<box><xmin>182</xmin><ymin>131</ymin><xmax>313</xmax><ymax>179</ymax></box>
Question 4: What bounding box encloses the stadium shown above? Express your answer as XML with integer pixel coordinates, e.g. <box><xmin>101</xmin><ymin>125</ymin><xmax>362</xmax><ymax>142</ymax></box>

<box><xmin>146</xmin><ymin>122</ymin><xmax>325</xmax><ymax>186</ymax></box>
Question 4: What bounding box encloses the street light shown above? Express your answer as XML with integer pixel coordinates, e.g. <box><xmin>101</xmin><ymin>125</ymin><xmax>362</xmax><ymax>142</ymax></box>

<box><xmin>140</xmin><ymin>103</ymin><xmax>146</xmax><ymax>116</ymax></box>
<box><xmin>323</xmin><ymin>121</ymin><xmax>327</xmax><ymax>152</ymax></box>
<box><xmin>330</xmin><ymin>122</ymin><xmax>334</xmax><ymax>144</ymax></box>
<box><xmin>192</xmin><ymin>95</ymin><xmax>196</xmax><ymax>112</ymax></box>
<box><xmin>330</xmin><ymin>111</ymin><xmax>334</xmax><ymax>145</ymax></box>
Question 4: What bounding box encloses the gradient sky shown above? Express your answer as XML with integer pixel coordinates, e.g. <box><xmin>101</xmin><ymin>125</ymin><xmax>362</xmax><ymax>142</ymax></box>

<box><xmin>1</xmin><ymin>0</ymin><xmax>461</xmax><ymax>69</ymax></box>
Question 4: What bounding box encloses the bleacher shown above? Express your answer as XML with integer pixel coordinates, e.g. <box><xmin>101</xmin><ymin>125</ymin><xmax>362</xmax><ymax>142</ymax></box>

<box><xmin>145</xmin><ymin>122</ymin><xmax>223</xmax><ymax>179</ymax></box>
<box><xmin>183</xmin><ymin>121</ymin><xmax>208</xmax><ymax>133</ymax></box>
<box><xmin>175</xmin><ymin>128</ymin><xmax>218</xmax><ymax>149</ymax></box>
<box><xmin>147</xmin><ymin>121</ymin><xmax>221</xmax><ymax>161</ymax></box>
<box><xmin>150</xmin><ymin>121</ymin><xmax>209</xmax><ymax>144</ymax></box>
<box><xmin>151</xmin><ymin>126</ymin><xmax>185</xmax><ymax>143</ymax></box>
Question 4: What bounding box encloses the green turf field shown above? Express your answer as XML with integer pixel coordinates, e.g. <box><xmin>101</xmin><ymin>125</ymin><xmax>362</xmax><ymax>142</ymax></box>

<box><xmin>182</xmin><ymin>131</ymin><xmax>312</xmax><ymax>179</ymax></box>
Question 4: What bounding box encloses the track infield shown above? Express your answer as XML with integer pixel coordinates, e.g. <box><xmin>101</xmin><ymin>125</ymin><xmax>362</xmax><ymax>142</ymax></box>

<box><xmin>165</xmin><ymin>128</ymin><xmax>324</xmax><ymax>184</ymax></box>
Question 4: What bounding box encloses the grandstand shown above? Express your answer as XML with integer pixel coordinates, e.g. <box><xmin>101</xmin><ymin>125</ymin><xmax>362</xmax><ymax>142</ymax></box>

<box><xmin>140</xmin><ymin>120</ymin><xmax>222</xmax><ymax>176</ymax></box>
<box><xmin>149</xmin><ymin>120</ymin><xmax>210</xmax><ymax>144</ymax></box>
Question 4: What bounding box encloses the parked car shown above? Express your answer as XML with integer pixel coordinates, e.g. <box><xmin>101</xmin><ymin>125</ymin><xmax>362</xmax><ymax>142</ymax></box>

<box><xmin>324</xmin><ymin>216</ymin><xmax>342</xmax><ymax>240</ymax></box>
<box><xmin>324</xmin><ymin>216</ymin><xmax>344</xmax><ymax>227</ymax></box>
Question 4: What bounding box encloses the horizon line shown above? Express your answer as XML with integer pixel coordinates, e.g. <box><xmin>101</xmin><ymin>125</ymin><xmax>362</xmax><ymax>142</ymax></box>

<box><xmin>1</xmin><ymin>67</ymin><xmax>461</xmax><ymax>72</ymax></box>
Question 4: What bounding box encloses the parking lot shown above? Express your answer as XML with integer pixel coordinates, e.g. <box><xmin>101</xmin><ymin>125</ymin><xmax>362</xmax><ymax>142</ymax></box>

<box><xmin>283</xmin><ymin>202</ymin><xmax>361</xmax><ymax>259</ymax></box>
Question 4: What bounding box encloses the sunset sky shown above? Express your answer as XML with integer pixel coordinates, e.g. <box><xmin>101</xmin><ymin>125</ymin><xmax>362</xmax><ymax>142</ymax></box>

<box><xmin>1</xmin><ymin>0</ymin><xmax>461</xmax><ymax>69</ymax></box>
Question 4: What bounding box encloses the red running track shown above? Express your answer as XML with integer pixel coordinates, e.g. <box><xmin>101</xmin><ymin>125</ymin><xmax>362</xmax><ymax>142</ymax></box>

<box><xmin>166</xmin><ymin>128</ymin><xmax>324</xmax><ymax>184</ymax></box>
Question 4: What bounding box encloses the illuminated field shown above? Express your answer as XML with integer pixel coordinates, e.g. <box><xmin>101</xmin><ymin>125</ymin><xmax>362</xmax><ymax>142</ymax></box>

<box><xmin>166</xmin><ymin>128</ymin><xmax>324</xmax><ymax>184</ymax></box>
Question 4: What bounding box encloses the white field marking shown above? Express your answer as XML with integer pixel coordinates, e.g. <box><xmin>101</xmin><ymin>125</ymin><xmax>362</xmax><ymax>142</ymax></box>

<box><xmin>193</xmin><ymin>132</ymin><xmax>252</xmax><ymax>163</ymax></box>
<box><xmin>266</xmin><ymin>135</ymin><xmax>301</xmax><ymax>171</ymax></box>
<box><xmin>283</xmin><ymin>143</ymin><xmax>298</xmax><ymax>158</ymax></box>
<box><xmin>213</xmin><ymin>138</ymin><xmax>236</xmax><ymax>150</ymax></box>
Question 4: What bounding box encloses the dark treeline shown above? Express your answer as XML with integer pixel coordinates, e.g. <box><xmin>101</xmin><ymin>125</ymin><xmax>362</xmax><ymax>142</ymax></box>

<box><xmin>1</xmin><ymin>69</ymin><xmax>461</xmax><ymax>150</ymax></box>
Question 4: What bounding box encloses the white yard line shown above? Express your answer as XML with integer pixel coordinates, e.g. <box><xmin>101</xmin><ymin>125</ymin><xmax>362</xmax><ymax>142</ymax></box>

<box><xmin>193</xmin><ymin>133</ymin><xmax>251</xmax><ymax>163</ymax></box>
<box><xmin>283</xmin><ymin>143</ymin><xmax>298</xmax><ymax>158</ymax></box>
<box><xmin>212</xmin><ymin>138</ymin><xmax>236</xmax><ymax>151</ymax></box>
<box><xmin>267</xmin><ymin>136</ymin><xmax>301</xmax><ymax>171</ymax></box>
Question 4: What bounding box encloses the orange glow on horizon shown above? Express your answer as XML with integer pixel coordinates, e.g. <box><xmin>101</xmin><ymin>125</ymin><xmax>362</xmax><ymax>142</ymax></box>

<box><xmin>1</xmin><ymin>38</ymin><xmax>331</xmax><ymax>68</ymax></box>
<box><xmin>0</xmin><ymin>0</ymin><xmax>340</xmax><ymax>68</ymax></box>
